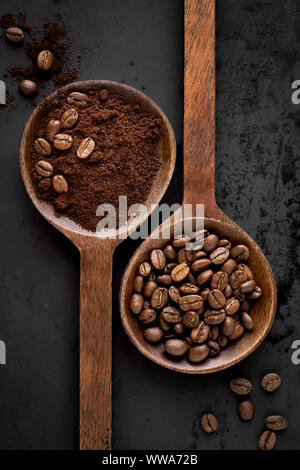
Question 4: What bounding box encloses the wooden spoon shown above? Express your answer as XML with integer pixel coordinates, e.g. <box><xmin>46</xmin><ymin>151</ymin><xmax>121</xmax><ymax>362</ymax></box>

<box><xmin>19</xmin><ymin>80</ymin><xmax>176</xmax><ymax>449</ymax></box>
<box><xmin>119</xmin><ymin>0</ymin><xmax>277</xmax><ymax>373</ymax></box>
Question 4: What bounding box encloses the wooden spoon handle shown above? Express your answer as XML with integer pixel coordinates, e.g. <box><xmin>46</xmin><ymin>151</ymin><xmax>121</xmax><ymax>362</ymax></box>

<box><xmin>79</xmin><ymin>241</ymin><xmax>115</xmax><ymax>450</ymax></box>
<box><xmin>184</xmin><ymin>0</ymin><xmax>218</xmax><ymax>215</ymax></box>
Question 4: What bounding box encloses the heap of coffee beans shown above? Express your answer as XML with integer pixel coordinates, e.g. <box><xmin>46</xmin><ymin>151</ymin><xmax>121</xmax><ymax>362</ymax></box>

<box><xmin>130</xmin><ymin>230</ymin><xmax>262</xmax><ymax>363</ymax></box>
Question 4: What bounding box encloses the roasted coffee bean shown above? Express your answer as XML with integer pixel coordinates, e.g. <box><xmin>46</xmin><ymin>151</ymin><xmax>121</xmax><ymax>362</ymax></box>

<box><xmin>237</xmin><ymin>263</ymin><xmax>254</xmax><ymax>280</ymax></box>
<box><xmin>229</xmin><ymin>270</ymin><xmax>247</xmax><ymax>289</ymax></box>
<box><xmin>169</xmin><ymin>285</ymin><xmax>181</xmax><ymax>303</ymax></box>
<box><xmin>171</xmin><ymin>263</ymin><xmax>190</xmax><ymax>282</ymax></box>
<box><xmin>230</xmin><ymin>244</ymin><xmax>249</xmax><ymax>261</ymax></box>
<box><xmin>232</xmin><ymin>288</ymin><xmax>246</xmax><ymax>302</ymax></box>
<box><xmin>150</xmin><ymin>249</ymin><xmax>166</xmax><ymax>270</ymax></box>
<box><xmin>208</xmin><ymin>289</ymin><xmax>226</xmax><ymax>309</ymax></box>
<box><xmin>161</xmin><ymin>306</ymin><xmax>181</xmax><ymax>323</ymax></box>
<box><xmin>5</xmin><ymin>26</ymin><xmax>24</xmax><ymax>42</ymax></box>
<box><xmin>52</xmin><ymin>174</ymin><xmax>68</xmax><ymax>193</ymax></box>
<box><xmin>228</xmin><ymin>322</ymin><xmax>244</xmax><ymax>340</ymax></box>
<box><xmin>203</xmin><ymin>234</ymin><xmax>219</xmax><ymax>252</ymax></box>
<box><xmin>218</xmin><ymin>335</ymin><xmax>228</xmax><ymax>348</ymax></box>
<box><xmin>173</xmin><ymin>323</ymin><xmax>184</xmax><ymax>335</ymax></box>
<box><xmin>240</xmin><ymin>300</ymin><xmax>251</xmax><ymax>312</ymax></box>
<box><xmin>237</xmin><ymin>400</ymin><xmax>255</xmax><ymax>421</ymax></box>
<box><xmin>159</xmin><ymin>316</ymin><xmax>170</xmax><ymax>332</ymax></box>
<box><xmin>204</xmin><ymin>309</ymin><xmax>226</xmax><ymax>325</ymax></box>
<box><xmin>46</xmin><ymin>119</ymin><xmax>61</xmax><ymax>142</ymax></box>
<box><xmin>241</xmin><ymin>312</ymin><xmax>253</xmax><ymax>330</ymax></box>
<box><xmin>165</xmin><ymin>339</ymin><xmax>188</xmax><ymax>357</ymax></box>
<box><xmin>67</xmin><ymin>91</ymin><xmax>89</xmax><ymax>107</ymax></box>
<box><xmin>61</xmin><ymin>108</ymin><xmax>79</xmax><ymax>128</ymax></box>
<box><xmin>19</xmin><ymin>79</ymin><xmax>38</xmax><ymax>96</ymax></box>
<box><xmin>211</xmin><ymin>271</ymin><xmax>228</xmax><ymax>291</ymax></box>
<box><xmin>240</xmin><ymin>280</ymin><xmax>256</xmax><ymax>294</ymax></box>
<box><xmin>38</xmin><ymin>178</ymin><xmax>51</xmax><ymax>192</ymax></box>
<box><xmin>191</xmin><ymin>258</ymin><xmax>211</xmax><ymax>272</ymax></box>
<box><xmin>196</xmin><ymin>269</ymin><xmax>213</xmax><ymax>286</ymax></box>
<box><xmin>165</xmin><ymin>263</ymin><xmax>177</xmax><ymax>274</ymax></box>
<box><xmin>157</xmin><ymin>275</ymin><xmax>172</xmax><ymax>286</ymax></box>
<box><xmin>34</xmin><ymin>138</ymin><xmax>51</xmax><ymax>156</ymax></box>
<box><xmin>200</xmin><ymin>287</ymin><xmax>210</xmax><ymax>301</ymax></box>
<box><xmin>200</xmin><ymin>413</ymin><xmax>218</xmax><ymax>433</ymax></box>
<box><xmin>139</xmin><ymin>308</ymin><xmax>156</xmax><ymax>325</ymax></box>
<box><xmin>194</xmin><ymin>229</ymin><xmax>209</xmax><ymax>242</ymax></box>
<box><xmin>210</xmin><ymin>247</ymin><xmax>229</xmax><ymax>265</ymax></box>
<box><xmin>138</xmin><ymin>262</ymin><xmax>152</xmax><ymax>277</ymax></box>
<box><xmin>247</xmin><ymin>285</ymin><xmax>262</xmax><ymax>299</ymax></box>
<box><xmin>35</xmin><ymin>160</ymin><xmax>53</xmax><ymax>177</ymax></box>
<box><xmin>130</xmin><ymin>293</ymin><xmax>144</xmax><ymax>314</ymax></box>
<box><xmin>222</xmin><ymin>316</ymin><xmax>235</xmax><ymax>336</ymax></box>
<box><xmin>172</xmin><ymin>235</ymin><xmax>190</xmax><ymax>249</ymax></box>
<box><xmin>187</xmin><ymin>272</ymin><xmax>197</xmax><ymax>284</ymax></box>
<box><xmin>37</xmin><ymin>49</ymin><xmax>53</xmax><ymax>70</ymax></box>
<box><xmin>144</xmin><ymin>326</ymin><xmax>164</xmax><ymax>343</ymax></box>
<box><xmin>219</xmin><ymin>239</ymin><xmax>231</xmax><ymax>250</ymax></box>
<box><xmin>208</xmin><ymin>340</ymin><xmax>220</xmax><ymax>357</ymax></box>
<box><xmin>164</xmin><ymin>245</ymin><xmax>177</xmax><ymax>261</ymax></box>
<box><xmin>209</xmin><ymin>325</ymin><xmax>219</xmax><ymax>341</ymax></box>
<box><xmin>185</xmin><ymin>249</ymin><xmax>195</xmax><ymax>263</ymax></box>
<box><xmin>264</xmin><ymin>415</ymin><xmax>288</xmax><ymax>431</ymax></box>
<box><xmin>179</xmin><ymin>294</ymin><xmax>203</xmax><ymax>312</ymax></box>
<box><xmin>143</xmin><ymin>281</ymin><xmax>157</xmax><ymax>298</ymax></box>
<box><xmin>179</xmin><ymin>283</ymin><xmax>200</xmax><ymax>295</ymax></box>
<box><xmin>190</xmin><ymin>321</ymin><xmax>210</xmax><ymax>343</ymax></box>
<box><xmin>54</xmin><ymin>133</ymin><xmax>73</xmax><ymax>150</ymax></box>
<box><xmin>221</xmin><ymin>258</ymin><xmax>237</xmax><ymax>275</ymax></box>
<box><xmin>77</xmin><ymin>137</ymin><xmax>95</xmax><ymax>159</ymax></box>
<box><xmin>188</xmin><ymin>344</ymin><xmax>210</xmax><ymax>363</ymax></box>
<box><xmin>224</xmin><ymin>284</ymin><xmax>232</xmax><ymax>298</ymax></box>
<box><xmin>261</xmin><ymin>373</ymin><xmax>281</xmax><ymax>392</ymax></box>
<box><xmin>224</xmin><ymin>297</ymin><xmax>240</xmax><ymax>315</ymax></box>
<box><xmin>133</xmin><ymin>275</ymin><xmax>144</xmax><ymax>293</ymax></box>
<box><xmin>151</xmin><ymin>287</ymin><xmax>168</xmax><ymax>309</ymax></box>
<box><xmin>182</xmin><ymin>311</ymin><xmax>199</xmax><ymax>328</ymax></box>
<box><xmin>258</xmin><ymin>431</ymin><xmax>277</xmax><ymax>451</ymax></box>
<box><xmin>229</xmin><ymin>378</ymin><xmax>252</xmax><ymax>395</ymax></box>
<box><xmin>177</xmin><ymin>248</ymin><xmax>188</xmax><ymax>263</ymax></box>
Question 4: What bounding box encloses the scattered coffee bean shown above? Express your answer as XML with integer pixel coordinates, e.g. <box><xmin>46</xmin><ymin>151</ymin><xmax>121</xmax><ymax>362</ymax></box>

<box><xmin>207</xmin><ymin>340</ymin><xmax>220</xmax><ymax>357</ymax></box>
<box><xmin>134</xmin><ymin>275</ymin><xmax>144</xmax><ymax>293</ymax></box>
<box><xmin>208</xmin><ymin>289</ymin><xmax>226</xmax><ymax>309</ymax></box>
<box><xmin>237</xmin><ymin>400</ymin><xmax>255</xmax><ymax>421</ymax></box>
<box><xmin>221</xmin><ymin>259</ymin><xmax>237</xmax><ymax>275</ymax></box>
<box><xmin>200</xmin><ymin>413</ymin><xmax>218</xmax><ymax>433</ymax></box>
<box><xmin>258</xmin><ymin>431</ymin><xmax>276</xmax><ymax>450</ymax></box>
<box><xmin>5</xmin><ymin>26</ymin><xmax>24</xmax><ymax>42</ymax></box>
<box><xmin>77</xmin><ymin>137</ymin><xmax>95</xmax><ymax>159</ymax></box>
<box><xmin>151</xmin><ymin>287</ymin><xmax>168</xmax><ymax>309</ymax></box>
<box><xmin>182</xmin><ymin>311</ymin><xmax>199</xmax><ymax>328</ymax></box>
<box><xmin>173</xmin><ymin>323</ymin><xmax>184</xmax><ymax>335</ymax></box>
<box><xmin>196</xmin><ymin>269</ymin><xmax>213</xmax><ymax>286</ymax></box>
<box><xmin>219</xmin><ymin>239</ymin><xmax>231</xmax><ymax>250</ymax></box>
<box><xmin>150</xmin><ymin>249</ymin><xmax>166</xmax><ymax>270</ymax></box>
<box><xmin>188</xmin><ymin>344</ymin><xmax>210</xmax><ymax>363</ymax></box>
<box><xmin>164</xmin><ymin>245</ymin><xmax>177</xmax><ymax>261</ymax></box>
<box><xmin>229</xmin><ymin>378</ymin><xmax>252</xmax><ymax>395</ymax></box>
<box><xmin>228</xmin><ymin>322</ymin><xmax>244</xmax><ymax>340</ymax></box>
<box><xmin>139</xmin><ymin>308</ymin><xmax>156</xmax><ymax>325</ymax></box>
<box><xmin>161</xmin><ymin>306</ymin><xmax>181</xmax><ymax>323</ymax></box>
<box><xmin>61</xmin><ymin>108</ymin><xmax>79</xmax><ymax>128</ymax></box>
<box><xmin>190</xmin><ymin>321</ymin><xmax>210</xmax><ymax>344</ymax></box>
<box><xmin>37</xmin><ymin>50</ymin><xmax>53</xmax><ymax>70</ymax></box>
<box><xmin>171</xmin><ymin>263</ymin><xmax>190</xmax><ymax>282</ymax></box>
<box><xmin>35</xmin><ymin>160</ymin><xmax>53</xmax><ymax>177</ymax></box>
<box><xmin>172</xmin><ymin>235</ymin><xmax>190</xmax><ymax>249</ymax></box>
<box><xmin>143</xmin><ymin>281</ymin><xmax>157</xmax><ymax>298</ymax></box>
<box><xmin>229</xmin><ymin>270</ymin><xmax>247</xmax><ymax>289</ymax></box>
<box><xmin>211</xmin><ymin>271</ymin><xmax>228</xmax><ymax>291</ymax></box>
<box><xmin>241</xmin><ymin>311</ymin><xmax>253</xmax><ymax>330</ymax></box>
<box><xmin>247</xmin><ymin>286</ymin><xmax>262</xmax><ymax>299</ymax></box>
<box><xmin>144</xmin><ymin>327</ymin><xmax>164</xmax><ymax>343</ymax></box>
<box><xmin>209</xmin><ymin>325</ymin><xmax>219</xmax><ymax>341</ymax></box>
<box><xmin>230</xmin><ymin>244</ymin><xmax>249</xmax><ymax>261</ymax></box>
<box><xmin>19</xmin><ymin>79</ymin><xmax>38</xmax><ymax>96</ymax></box>
<box><xmin>138</xmin><ymin>262</ymin><xmax>152</xmax><ymax>277</ymax></box>
<box><xmin>261</xmin><ymin>373</ymin><xmax>281</xmax><ymax>392</ymax></box>
<box><xmin>169</xmin><ymin>285</ymin><xmax>181</xmax><ymax>303</ymax></box>
<box><xmin>38</xmin><ymin>178</ymin><xmax>52</xmax><ymax>192</ymax></box>
<box><xmin>237</xmin><ymin>263</ymin><xmax>253</xmax><ymax>280</ymax></box>
<box><xmin>53</xmin><ymin>133</ymin><xmax>73</xmax><ymax>150</ymax></box>
<box><xmin>240</xmin><ymin>280</ymin><xmax>256</xmax><ymax>294</ymax></box>
<box><xmin>264</xmin><ymin>415</ymin><xmax>288</xmax><ymax>431</ymax></box>
<box><xmin>203</xmin><ymin>234</ymin><xmax>219</xmax><ymax>252</ymax></box>
<box><xmin>191</xmin><ymin>258</ymin><xmax>211</xmax><ymax>272</ymax></box>
<box><xmin>222</xmin><ymin>316</ymin><xmax>235</xmax><ymax>336</ymax></box>
<box><xmin>130</xmin><ymin>293</ymin><xmax>144</xmax><ymax>314</ymax></box>
<box><xmin>52</xmin><ymin>174</ymin><xmax>68</xmax><ymax>193</ymax></box>
<box><xmin>204</xmin><ymin>309</ymin><xmax>226</xmax><ymax>325</ymax></box>
<box><xmin>46</xmin><ymin>120</ymin><xmax>61</xmax><ymax>142</ymax></box>
<box><xmin>210</xmin><ymin>247</ymin><xmax>230</xmax><ymax>265</ymax></box>
<box><xmin>165</xmin><ymin>339</ymin><xmax>188</xmax><ymax>357</ymax></box>
<box><xmin>67</xmin><ymin>91</ymin><xmax>89</xmax><ymax>107</ymax></box>
<box><xmin>34</xmin><ymin>138</ymin><xmax>51</xmax><ymax>156</ymax></box>
<box><xmin>179</xmin><ymin>294</ymin><xmax>203</xmax><ymax>312</ymax></box>
<box><xmin>224</xmin><ymin>297</ymin><xmax>240</xmax><ymax>315</ymax></box>
<box><xmin>180</xmin><ymin>283</ymin><xmax>200</xmax><ymax>294</ymax></box>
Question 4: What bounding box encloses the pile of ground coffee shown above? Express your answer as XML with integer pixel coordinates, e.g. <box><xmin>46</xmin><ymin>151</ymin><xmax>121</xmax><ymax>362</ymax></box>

<box><xmin>31</xmin><ymin>87</ymin><xmax>162</xmax><ymax>231</ymax></box>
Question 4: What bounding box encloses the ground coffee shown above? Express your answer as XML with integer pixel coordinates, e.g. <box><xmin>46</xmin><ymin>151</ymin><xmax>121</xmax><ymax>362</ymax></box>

<box><xmin>31</xmin><ymin>87</ymin><xmax>162</xmax><ymax>231</ymax></box>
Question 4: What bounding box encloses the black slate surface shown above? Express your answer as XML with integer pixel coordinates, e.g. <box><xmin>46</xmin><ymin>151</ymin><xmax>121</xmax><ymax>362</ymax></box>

<box><xmin>0</xmin><ymin>0</ymin><xmax>299</xmax><ymax>450</ymax></box>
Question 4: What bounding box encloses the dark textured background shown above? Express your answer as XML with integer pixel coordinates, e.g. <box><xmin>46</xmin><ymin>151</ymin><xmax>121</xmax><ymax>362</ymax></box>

<box><xmin>0</xmin><ymin>0</ymin><xmax>299</xmax><ymax>450</ymax></box>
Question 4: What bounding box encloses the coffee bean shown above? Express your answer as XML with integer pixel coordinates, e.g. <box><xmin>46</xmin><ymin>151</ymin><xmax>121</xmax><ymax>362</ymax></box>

<box><xmin>240</xmin><ymin>300</ymin><xmax>251</xmax><ymax>312</ymax></box>
<box><xmin>173</xmin><ymin>323</ymin><xmax>184</xmax><ymax>335</ymax></box>
<box><xmin>192</xmin><ymin>250</ymin><xmax>207</xmax><ymax>260</ymax></box>
<box><xmin>130</xmin><ymin>293</ymin><xmax>144</xmax><ymax>314</ymax></box>
<box><xmin>200</xmin><ymin>287</ymin><xmax>210</xmax><ymax>301</ymax></box>
<box><xmin>218</xmin><ymin>335</ymin><xmax>228</xmax><ymax>348</ymax></box>
<box><xmin>210</xmin><ymin>247</ymin><xmax>229</xmax><ymax>265</ymax></box>
<box><xmin>207</xmin><ymin>340</ymin><xmax>220</xmax><ymax>357</ymax></box>
<box><xmin>229</xmin><ymin>270</ymin><xmax>247</xmax><ymax>289</ymax></box>
<box><xmin>5</xmin><ymin>26</ymin><xmax>24</xmax><ymax>42</ymax></box>
<box><xmin>37</xmin><ymin>50</ymin><xmax>53</xmax><ymax>70</ymax></box>
<box><xmin>171</xmin><ymin>263</ymin><xmax>190</xmax><ymax>282</ymax></box>
<box><xmin>204</xmin><ymin>309</ymin><xmax>226</xmax><ymax>325</ymax></box>
<box><xmin>225</xmin><ymin>298</ymin><xmax>241</xmax><ymax>315</ymax></box>
<box><xmin>138</xmin><ymin>262</ymin><xmax>152</xmax><ymax>277</ymax></box>
<box><xmin>219</xmin><ymin>239</ymin><xmax>231</xmax><ymax>250</ymax></box>
<box><xmin>165</xmin><ymin>263</ymin><xmax>177</xmax><ymax>274</ymax></box>
<box><xmin>240</xmin><ymin>280</ymin><xmax>256</xmax><ymax>294</ymax></box>
<box><xmin>188</xmin><ymin>344</ymin><xmax>210</xmax><ymax>363</ymax></box>
<box><xmin>182</xmin><ymin>311</ymin><xmax>199</xmax><ymax>328</ymax></box>
<box><xmin>169</xmin><ymin>285</ymin><xmax>181</xmax><ymax>303</ymax></box>
<box><xmin>229</xmin><ymin>378</ymin><xmax>252</xmax><ymax>395</ymax></box>
<box><xmin>133</xmin><ymin>275</ymin><xmax>144</xmax><ymax>293</ymax></box>
<box><xmin>211</xmin><ymin>271</ymin><xmax>228</xmax><ymax>291</ymax></box>
<box><xmin>52</xmin><ymin>175</ymin><xmax>68</xmax><ymax>194</ymax></box>
<box><xmin>187</xmin><ymin>272</ymin><xmax>198</xmax><ymax>284</ymax></box>
<box><xmin>196</xmin><ymin>269</ymin><xmax>213</xmax><ymax>286</ymax></box>
<box><xmin>190</xmin><ymin>321</ymin><xmax>210</xmax><ymax>343</ymax></box>
<box><xmin>209</xmin><ymin>325</ymin><xmax>219</xmax><ymax>341</ymax></box>
<box><xmin>237</xmin><ymin>263</ymin><xmax>253</xmax><ymax>280</ymax></box>
<box><xmin>34</xmin><ymin>138</ymin><xmax>51</xmax><ymax>156</ymax></box>
<box><xmin>221</xmin><ymin>259</ymin><xmax>237</xmax><ymax>275</ymax></box>
<box><xmin>39</xmin><ymin>178</ymin><xmax>51</xmax><ymax>192</ymax></box>
<box><xmin>232</xmin><ymin>288</ymin><xmax>246</xmax><ymax>302</ymax></box>
<box><xmin>228</xmin><ymin>322</ymin><xmax>244</xmax><ymax>340</ymax></box>
<box><xmin>179</xmin><ymin>294</ymin><xmax>203</xmax><ymax>312</ymax></box>
<box><xmin>191</xmin><ymin>258</ymin><xmax>211</xmax><ymax>272</ymax></box>
<box><xmin>143</xmin><ymin>281</ymin><xmax>157</xmax><ymax>298</ymax></box>
<box><xmin>159</xmin><ymin>317</ymin><xmax>170</xmax><ymax>332</ymax></box>
<box><xmin>19</xmin><ymin>79</ymin><xmax>38</xmax><ymax>96</ymax></box>
<box><xmin>203</xmin><ymin>234</ymin><xmax>219</xmax><ymax>252</ymax></box>
<box><xmin>53</xmin><ymin>133</ymin><xmax>73</xmax><ymax>150</ymax></box>
<box><xmin>237</xmin><ymin>400</ymin><xmax>255</xmax><ymax>421</ymax></box>
<box><xmin>230</xmin><ymin>244</ymin><xmax>249</xmax><ymax>261</ymax></box>
<box><xmin>261</xmin><ymin>373</ymin><xmax>281</xmax><ymax>392</ymax></box>
<box><xmin>151</xmin><ymin>287</ymin><xmax>168</xmax><ymax>309</ymax></box>
<box><xmin>157</xmin><ymin>275</ymin><xmax>172</xmax><ymax>286</ymax></box>
<box><xmin>161</xmin><ymin>306</ymin><xmax>181</xmax><ymax>323</ymax></box>
<box><xmin>165</xmin><ymin>339</ymin><xmax>188</xmax><ymax>357</ymax></box>
<box><xmin>164</xmin><ymin>245</ymin><xmax>177</xmax><ymax>261</ymax></box>
<box><xmin>144</xmin><ymin>326</ymin><xmax>164</xmax><ymax>343</ymax></box>
<box><xmin>208</xmin><ymin>289</ymin><xmax>226</xmax><ymax>309</ymax></box>
<box><xmin>150</xmin><ymin>249</ymin><xmax>166</xmax><ymax>270</ymax></box>
<box><xmin>67</xmin><ymin>91</ymin><xmax>89</xmax><ymax>107</ymax></box>
<box><xmin>139</xmin><ymin>308</ymin><xmax>156</xmax><ymax>325</ymax></box>
<box><xmin>61</xmin><ymin>108</ymin><xmax>79</xmax><ymax>128</ymax></box>
<box><xmin>46</xmin><ymin>119</ymin><xmax>61</xmax><ymax>142</ymax></box>
<box><xmin>258</xmin><ymin>431</ymin><xmax>276</xmax><ymax>451</ymax></box>
<box><xmin>172</xmin><ymin>235</ymin><xmax>190</xmax><ymax>249</ymax></box>
<box><xmin>224</xmin><ymin>284</ymin><xmax>232</xmax><ymax>298</ymax></box>
<box><xmin>222</xmin><ymin>316</ymin><xmax>235</xmax><ymax>336</ymax></box>
<box><xmin>241</xmin><ymin>311</ymin><xmax>253</xmax><ymax>330</ymax></box>
<box><xmin>77</xmin><ymin>137</ymin><xmax>95</xmax><ymax>159</ymax></box>
<box><xmin>177</xmin><ymin>248</ymin><xmax>188</xmax><ymax>263</ymax></box>
<box><xmin>200</xmin><ymin>413</ymin><xmax>218</xmax><ymax>433</ymax></box>
<box><xmin>264</xmin><ymin>415</ymin><xmax>288</xmax><ymax>431</ymax></box>
<box><xmin>35</xmin><ymin>160</ymin><xmax>53</xmax><ymax>177</ymax></box>
<box><xmin>179</xmin><ymin>283</ymin><xmax>200</xmax><ymax>295</ymax></box>
<box><xmin>247</xmin><ymin>285</ymin><xmax>262</xmax><ymax>299</ymax></box>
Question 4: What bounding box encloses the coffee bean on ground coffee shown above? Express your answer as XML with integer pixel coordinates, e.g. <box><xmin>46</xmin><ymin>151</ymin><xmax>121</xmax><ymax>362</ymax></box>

<box><xmin>130</xmin><ymin>231</ymin><xmax>262</xmax><ymax>364</ymax></box>
<box><xmin>30</xmin><ymin>87</ymin><xmax>163</xmax><ymax>231</ymax></box>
